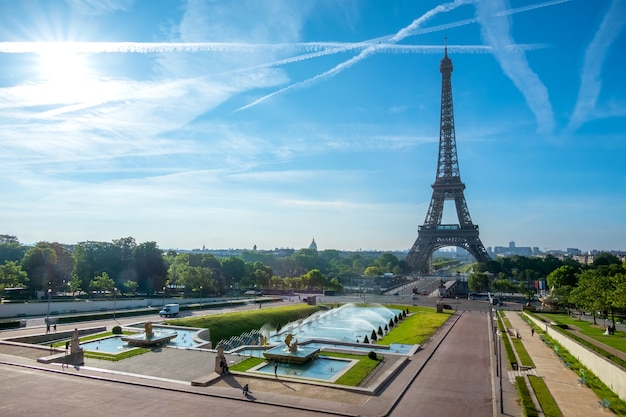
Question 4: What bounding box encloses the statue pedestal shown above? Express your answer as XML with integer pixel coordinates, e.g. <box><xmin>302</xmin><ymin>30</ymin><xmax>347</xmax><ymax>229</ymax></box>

<box><xmin>63</xmin><ymin>349</ymin><xmax>84</xmax><ymax>366</ymax></box>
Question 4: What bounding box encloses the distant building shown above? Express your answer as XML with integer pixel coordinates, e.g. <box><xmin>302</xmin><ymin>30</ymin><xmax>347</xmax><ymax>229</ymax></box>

<box><xmin>308</xmin><ymin>238</ymin><xmax>318</xmax><ymax>251</ymax></box>
<box><xmin>491</xmin><ymin>241</ymin><xmax>534</xmax><ymax>257</ymax></box>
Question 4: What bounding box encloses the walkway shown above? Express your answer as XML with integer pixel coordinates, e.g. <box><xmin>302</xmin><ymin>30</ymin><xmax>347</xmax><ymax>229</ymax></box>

<box><xmin>505</xmin><ymin>311</ymin><xmax>611</xmax><ymax>417</ymax></box>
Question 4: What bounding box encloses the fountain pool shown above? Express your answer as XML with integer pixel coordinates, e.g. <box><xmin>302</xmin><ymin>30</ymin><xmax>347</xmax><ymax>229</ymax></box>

<box><xmin>251</xmin><ymin>357</ymin><xmax>353</xmax><ymax>382</ymax></box>
<box><xmin>267</xmin><ymin>304</ymin><xmax>405</xmax><ymax>345</ymax></box>
<box><xmin>80</xmin><ymin>326</ymin><xmax>205</xmax><ymax>354</ymax></box>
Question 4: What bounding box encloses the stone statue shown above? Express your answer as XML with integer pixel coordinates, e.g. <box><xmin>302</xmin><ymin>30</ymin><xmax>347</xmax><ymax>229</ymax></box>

<box><xmin>70</xmin><ymin>328</ymin><xmax>80</xmax><ymax>354</ymax></box>
<box><xmin>284</xmin><ymin>334</ymin><xmax>298</xmax><ymax>353</ymax></box>
<box><xmin>144</xmin><ymin>322</ymin><xmax>153</xmax><ymax>338</ymax></box>
<box><xmin>215</xmin><ymin>341</ymin><xmax>229</xmax><ymax>375</ymax></box>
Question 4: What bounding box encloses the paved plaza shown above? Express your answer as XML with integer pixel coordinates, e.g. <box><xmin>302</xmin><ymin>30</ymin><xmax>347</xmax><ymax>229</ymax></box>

<box><xmin>0</xmin><ymin>299</ymin><xmax>614</xmax><ymax>416</ymax></box>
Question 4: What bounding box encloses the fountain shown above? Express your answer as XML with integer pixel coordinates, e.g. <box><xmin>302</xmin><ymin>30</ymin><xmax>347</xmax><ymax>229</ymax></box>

<box><xmin>121</xmin><ymin>322</ymin><xmax>178</xmax><ymax>347</ymax></box>
<box><xmin>267</xmin><ymin>303</ymin><xmax>402</xmax><ymax>344</ymax></box>
<box><xmin>263</xmin><ymin>333</ymin><xmax>320</xmax><ymax>364</ymax></box>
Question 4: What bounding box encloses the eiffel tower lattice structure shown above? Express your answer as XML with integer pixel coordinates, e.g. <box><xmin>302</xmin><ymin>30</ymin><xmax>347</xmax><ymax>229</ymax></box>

<box><xmin>406</xmin><ymin>44</ymin><xmax>490</xmax><ymax>274</ymax></box>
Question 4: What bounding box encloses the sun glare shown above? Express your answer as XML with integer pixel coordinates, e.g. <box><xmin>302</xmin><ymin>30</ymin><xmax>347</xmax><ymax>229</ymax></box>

<box><xmin>37</xmin><ymin>43</ymin><xmax>91</xmax><ymax>85</ymax></box>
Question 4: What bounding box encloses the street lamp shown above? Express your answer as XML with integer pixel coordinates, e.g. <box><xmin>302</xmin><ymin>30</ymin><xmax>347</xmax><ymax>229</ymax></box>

<box><xmin>46</xmin><ymin>288</ymin><xmax>52</xmax><ymax>318</ymax></box>
<box><xmin>113</xmin><ymin>287</ymin><xmax>117</xmax><ymax>321</ymax></box>
<box><xmin>162</xmin><ymin>286</ymin><xmax>166</xmax><ymax>307</ymax></box>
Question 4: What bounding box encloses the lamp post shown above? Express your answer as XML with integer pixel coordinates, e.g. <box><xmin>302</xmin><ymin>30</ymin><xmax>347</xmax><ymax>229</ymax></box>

<box><xmin>113</xmin><ymin>287</ymin><xmax>117</xmax><ymax>321</ymax></box>
<box><xmin>46</xmin><ymin>288</ymin><xmax>52</xmax><ymax>318</ymax></box>
<box><xmin>162</xmin><ymin>286</ymin><xmax>166</xmax><ymax>307</ymax></box>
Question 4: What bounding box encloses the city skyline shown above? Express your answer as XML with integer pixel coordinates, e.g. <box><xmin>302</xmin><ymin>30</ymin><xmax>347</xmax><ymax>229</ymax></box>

<box><xmin>0</xmin><ymin>1</ymin><xmax>625</xmax><ymax>253</ymax></box>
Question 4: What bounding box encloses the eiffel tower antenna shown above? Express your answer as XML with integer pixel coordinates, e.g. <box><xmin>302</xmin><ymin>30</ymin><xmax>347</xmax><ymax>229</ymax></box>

<box><xmin>406</xmin><ymin>41</ymin><xmax>490</xmax><ymax>274</ymax></box>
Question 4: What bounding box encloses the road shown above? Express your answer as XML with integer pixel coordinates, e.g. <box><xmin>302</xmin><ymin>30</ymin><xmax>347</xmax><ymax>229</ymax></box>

<box><xmin>390</xmin><ymin>311</ymin><xmax>494</xmax><ymax>417</ymax></box>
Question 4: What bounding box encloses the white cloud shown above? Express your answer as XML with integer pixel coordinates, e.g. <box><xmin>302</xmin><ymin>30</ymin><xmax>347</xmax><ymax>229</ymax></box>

<box><xmin>474</xmin><ymin>0</ymin><xmax>555</xmax><ymax>135</ymax></box>
<box><xmin>568</xmin><ymin>0</ymin><xmax>626</xmax><ymax>131</ymax></box>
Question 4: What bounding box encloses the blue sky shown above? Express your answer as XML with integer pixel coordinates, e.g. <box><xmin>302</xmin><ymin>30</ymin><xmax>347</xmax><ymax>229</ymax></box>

<box><xmin>0</xmin><ymin>0</ymin><xmax>624</xmax><ymax>253</ymax></box>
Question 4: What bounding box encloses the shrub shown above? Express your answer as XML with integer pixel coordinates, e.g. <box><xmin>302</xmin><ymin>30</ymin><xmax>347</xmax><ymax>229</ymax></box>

<box><xmin>368</xmin><ymin>351</ymin><xmax>377</xmax><ymax>360</ymax></box>
<box><xmin>111</xmin><ymin>325</ymin><xmax>122</xmax><ymax>334</ymax></box>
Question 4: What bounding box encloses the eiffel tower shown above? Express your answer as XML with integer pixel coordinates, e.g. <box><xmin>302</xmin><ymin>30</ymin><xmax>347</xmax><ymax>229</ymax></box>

<box><xmin>406</xmin><ymin>44</ymin><xmax>490</xmax><ymax>274</ymax></box>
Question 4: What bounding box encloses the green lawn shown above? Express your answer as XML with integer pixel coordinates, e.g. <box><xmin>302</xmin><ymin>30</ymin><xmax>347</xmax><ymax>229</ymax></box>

<box><xmin>167</xmin><ymin>304</ymin><xmax>323</xmax><ymax>346</ymax></box>
<box><xmin>375</xmin><ymin>305</ymin><xmax>452</xmax><ymax>345</ymax></box>
<box><xmin>539</xmin><ymin>313</ymin><xmax>626</xmax><ymax>353</ymax></box>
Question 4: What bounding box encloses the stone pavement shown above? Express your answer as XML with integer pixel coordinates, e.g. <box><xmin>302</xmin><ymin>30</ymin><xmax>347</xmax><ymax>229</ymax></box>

<box><xmin>0</xmin><ymin>307</ymin><xmax>529</xmax><ymax>417</ymax></box>
<box><xmin>504</xmin><ymin>311</ymin><xmax>612</xmax><ymax>416</ymax></box>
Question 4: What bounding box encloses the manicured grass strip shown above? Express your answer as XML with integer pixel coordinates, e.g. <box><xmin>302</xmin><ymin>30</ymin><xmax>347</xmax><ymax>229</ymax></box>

<box><xmin>84</xmin><ymin>347</ymin><xmax>150</xmax><ymax>361</ymax></box>
<box><xmin>167</xmin><ymin>304</ymin><xmax>323</xmax><ymax>346</ymax></box>
<box><xmin>496</xmin><ymin>314</ymin><xmax>517</xmax><ymax>369</ymax></box>
<box><xmin>528</xmin><ymin>375</ymin><xmax>562</xmax><ymax>417</ymax></box>
<box><xmin>375</xmin><ymin>305</ymin><xmax>451</xmax><ymax>345</ymax></box>
<box><xmin>51</xmin><ymin>331</ymin><xmax>133</xmax><ymax>347</ymax></box>
<box><xmin>229</xmin><ymin>357</ymin><xmax>265</xmax><ymax>372</ymax></box>
<box><xmin>321</xmin><ymin>351</ymin><xmax>383</xmax><ymax>386</ymax></box>
<box><xmin>510</xmin><ymin>336</ymin><xmax>535</xmax><ymax>368</ymax></box>
<box><xmin>515</xmin><ymin>376</ymin><xmax>539</xmax><ymax>417</ymax></box>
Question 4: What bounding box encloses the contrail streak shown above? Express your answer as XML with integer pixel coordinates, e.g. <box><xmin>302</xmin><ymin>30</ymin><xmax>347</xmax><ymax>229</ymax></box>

<box><xmin>233</xmin><ymin>0</ymin><xmax>570</xmax><ymax>113</ymax></box>
<box><xmin>568</xmin><ymin>0</ymin><xmax>626</xmax><ymax>131</ymax></box>
<box><xmin>234</xmin><ymin>0</ymin><xmax>472</xmax><ymax>113</ymax></box>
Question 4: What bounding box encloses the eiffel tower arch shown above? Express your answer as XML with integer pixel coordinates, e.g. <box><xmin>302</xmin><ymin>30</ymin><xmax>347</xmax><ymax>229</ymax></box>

<box><xmin>406</xmin><ymin>44</ymin><xmax>490</xmax><ymax>274</ymax></box>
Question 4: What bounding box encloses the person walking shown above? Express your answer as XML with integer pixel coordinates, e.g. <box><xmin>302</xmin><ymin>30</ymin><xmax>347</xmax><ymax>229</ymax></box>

<box><xmin>274</xmin><ymin>362</ymin><xmax>278</xmax><ymax>377</ymax></box>
<box><xmin>531</xmin><ymin>328</ymin><xmax>534</xmax><ymax>337</ymax></box>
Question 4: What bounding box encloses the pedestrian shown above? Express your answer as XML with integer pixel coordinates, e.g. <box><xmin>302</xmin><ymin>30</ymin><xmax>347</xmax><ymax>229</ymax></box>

<box><xmin>242</xmin><ymin>384</ymin><xmax>249</xmax><ymax>395</ymax></box>
<box><xmin>46</xmin><ymin>322</ymin><xmax>50</xmax><ymax>334</ymax></box>
<box><xmin>274</xmin><ymin>362</ymin><xmax>278</xmax><ymax>377</ymax></box>
<box><xmin>531</xmin><ymin>328</ymin><xmax>534</xmax><ymax>337</ymax></box>
<box><xmin>53</xmin><ymin>323</ymin><xmax>57</xmax><ymax>333</ymax></box>
<box><xmin>65</xmin><ymin>340</ymin><xmax>70</xmax><ymax>353</ymax></box>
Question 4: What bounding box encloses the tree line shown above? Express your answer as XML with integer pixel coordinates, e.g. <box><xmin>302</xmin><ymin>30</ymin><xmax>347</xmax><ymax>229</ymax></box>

<box><xmin>469</xmin><ymin>253</ymin><xmax>626</xmax><ymax>328</ymax></box>
<box><xmin>0</xmin><ymin>234</ymin><xmax>412</xmax><ymax>298</ymax></box>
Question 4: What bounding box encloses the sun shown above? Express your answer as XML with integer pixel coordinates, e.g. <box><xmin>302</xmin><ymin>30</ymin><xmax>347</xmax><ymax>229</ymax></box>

<box><xmin>36</xmin><ymin>43</ymin><xmax>91</xmax><ymax>86</ymax></box>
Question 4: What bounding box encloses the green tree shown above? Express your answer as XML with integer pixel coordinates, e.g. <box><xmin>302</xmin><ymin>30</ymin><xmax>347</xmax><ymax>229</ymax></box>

<box><xmin>546</xmin><ymin>265</ymin><xmax>579</xmax><ymax>290</ymax></box>
<box><xmin>374</xmin><ymin>253</ymin><xmax>399</xmax><ymax>273</ymax></box>
<box><xmin>328</xmin><ymin>277</ymin><xmax>343</xmax><ymax>292</ymax></box>
<box><xmin>124</xmin><ymin>279</ymin><xmax>138</xmax><ymax>295</ymax></box>
<box><xmin>68</xmin><ymin>274</ymin><xmax>82</xmax><ymax>296</ymax></box>
<box><xmin>112</xmin><ymin>236</ymin><xmax>137</xmax><ymax>285</ymax></box>
<box><xmin>570</xmin><ymin>269</ymin><xmax>614</xmax><ymax>326</ymax></box>
<box><xmin>364</xmin><ymin>266</ymin><xmax>380</xmax><ymax>277</ymax></box>
<box><xmin>133</xmin><ymin>241</ymin><xmax>167</xmax><ymax>294</ymax></box>
<box><xmin>292</xmin><ymin>248</ymin><xmax>318</xmax><ymax>274</ymax></box>
<box><xmin>89</xmin><ymin>272</ymin><xmax>115</xmax><ymax>294</ymax></box>
<box><xmin>468</xmin><ymin>272</ymin><xmax>489</xmax><ymax>293</ymax></box>
<box><xmin>491</xmin><ymin>278</ymin><xmax>514</xmax><ymax>295</ymax></box>
<box><xmin>21</xmin><ymin>243</ymin><xmax>58</xmax><ymax>292</ymax></box>
<box><xmin>0</xmin><ymin>235</ymin><xmax>27</xmax><ymax>265</ymax></box>
<box><xmin>592</xmin><ymin>252</ymin><xmax>621</xmax><ymax>267</ymax></box>
<box><xmin>0</xmin><ymin>260</ymin><xmax>29</xmax><ymax>290</ymax></box>
<box><xmin>304</xmin><ymin>269</ymin><xmax>327</xmax><ymax>290</ymax></box>
<box><xmin>221</xmin><ymin>256</ymin><xmax>246</xmax><ymax>288</ymax></box>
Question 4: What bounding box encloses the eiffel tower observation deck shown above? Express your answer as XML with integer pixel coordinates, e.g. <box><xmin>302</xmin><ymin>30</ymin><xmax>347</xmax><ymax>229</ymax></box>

<box><xmin>406</xmin><ymin>42</ymin><xmax>490</xmax><ymax>274</ymax></box>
